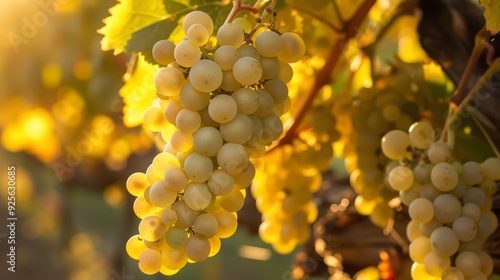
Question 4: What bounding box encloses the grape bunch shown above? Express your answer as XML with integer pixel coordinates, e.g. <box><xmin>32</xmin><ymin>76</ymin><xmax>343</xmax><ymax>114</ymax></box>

<box><xmin>335</xmin><ymin>85</ymin><xmax>423</xmax><ymax>228</ymax></box>
<box><xmin>381</xmin><ymin>122</ymin><xmax>499</xmax><ymax>279</ymax></box>
<box><xmin>124</xmin><ymin>9</ymin><xmax>305</xmax><ymax>276</ymax></box>
<box><xmin>253</xmin><ymin>98</ymin><xmax>339</xmax><ymax>254</ymax></box>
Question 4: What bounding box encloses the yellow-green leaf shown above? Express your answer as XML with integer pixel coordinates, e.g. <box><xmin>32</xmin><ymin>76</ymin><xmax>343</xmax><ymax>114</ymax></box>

<box><xmin>98</xmin><ymin>0</ymin><xmax>187</xmax><ymax>55</ymax></box>
<box><xmin>120</xmin><ymin>55</ymin><xmax>159</xmax><ymax>127</ymax></box>
<box><xmin>479</xmin><ymin>0</ymin><xmax>500</xmax><ymax>34</ymax></box>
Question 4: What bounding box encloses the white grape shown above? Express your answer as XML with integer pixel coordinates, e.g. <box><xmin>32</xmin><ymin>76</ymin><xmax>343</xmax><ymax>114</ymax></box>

<box><xmin>428</xmin><ymin>141</ymin><xmax>452</xmax><ymax>164</ymax></box>
<box><xmin>219</xmin><ymin>113</ymin><xmax>253</xmax><ymax>144</ymax></box>
<box><xmin>261</xmin><ymin>114</ymin><xmax>283</xmax><ymax>142</ymax></box>
<box><xmin>174</xmin><ymin>40</ymin><xmax>201</xmax><ymax>68</ymax></box>
<box><xmin>455</xmin><ymin>251</ymin><xmax>481</xmax><ymax>277</ymax></box>
<box><xmin>232</xmin><ymin>17</ymin><xmax>252</xmax><ymax>33</ymax></box>
<box><xmin>220</xmin><ymin>189</ymin><xmax>245</xmax><ymax>212</ymax></box>
<box><xmin>183</xmin><ymin>11</ymin><xmax>214</xmax><ymax>35</ymax></box>
<box><xmin>409</xmin><ymin>236</ymin><xmax>432</xmax><ymax>262</ymax></box>
<box><xmin>413</xmin><ymin>164</ymin><xmax>431</xmax><ymax>184</ymax></box>
<box><xmin>139</xmin><ymin>216</ymin><xmax>166</xmax><ymax>241</ymax></box>
<box><xmin>463</xmin><ymin>187</ymin><xmax>486</xmax><ymax>207</ymax></box>
<box><xmin>207</xmin><ymin>169</ymin><xmax>235</xmax><ymax>195</ymax></box>
<box><xmin>185</xmin><ymin>235</ymin><xmax>211</xmax><ymax>261</ymax></box>
<box><xmin>430</xmin><ymin>226</ymin><xmax>459</xmax><ymax>257</ymax></box>
<box><xmin>408</xmin><ymin>197</ymin><xmax>434</xmax><ymax>223</ymax></box>
<box><xmin>165</xmin><ymin>226</ymin><xmax>188</xmax><ymax>249</ymax></box>
<box><xmin>164</xmin><ymin>166</ymin><xmax>189</xmax><ymax>192</ymax></box>
<box><xmin>278</xmin><ymin>61</ymin><xmax>293</xmax><ymax>83</ymax></box>
<box><xmin>481</xmin><ymin>157</ymin><xmax>500</xmax><ymax>181</ymax></box>
<box><xmin>408</xmin><ymin>122</ymin><xmax>435</xmax><ymax>149</ymax></box>
<box><xmin>170</xmin><ymin>130</ymin><xmax>193</xmax><ymax>153</ymax></box>
<box><xmin>179</xmin><ymin>83</ymin><xmax>210</xmax><ymax>111</ymax></box>
<box><xmin>176</xmin><ymin>108</ymin><xmax>201</xmax><ymax>134</ymax></box>
<box><xmin>231</xmin><ymin>88</ymin><xmax>259</xmax><ymax>115</ymax></box>
<box><xmin>217</xmin><ymin>143</ymin><xmax>249</xmax><ymax>175</ymax></box>
<box><xmin>406</xmin><ymin>219</ymin><xmax>421</xmax><ymax>242</ymax></box>
<box><xmin>234</xmin><ymin>162</ymin><xmax>255</xmax><ymax>188</ymax></box>
<box><xmin>388</xmin><ymin>166</ymin><xmax>414</xmax><ymax>191</ymax></box>
<box><xmin>423</xmin><ymin>251</ymin><xmax>451</xmax><ymax>276</ymax></box>
<box><xmin>193</xmin><ymin>127</ymin><xmax>223</xmax><ymax>157</ymax></box>
<box><xmin>149</xmin><ymin>180</ymin><xmax>177</xmax><ymax>208</ymax></box>
<box><xmin>162</xmin><ymin>247</ymin><xmax>188</xmax><ymax>271</ymax></box>
<box><xmin>277</xmin><ymin>32</ymin><xmax>306</xmax><ymax>63</ymax></box>
<box><xmin>264</xmin><ymin>79</ymin><xmax>288</xmax><ymax>104</ymax></box>
<box><xmin>237</xmin><ymin>44</ymin><xmax>260</xmax><ymax>60</ymax></box>
<box><xmin>220</xmin><ymin>71</ymin><xmax>241</xmax><ymax>92</ymax></box>
<box><xmin>152</xmin><ymin>40</ymin><xmax>176</xmax><ymax>65</ymax></box>
<box><xmin>183</xmin><ymin>152</ymin><xmax>213</xmax><ymax>183</ymax></box>
<box><xmin>433</xmin><ymin>194</ymin><xmax>461</xmax><ymax>223</ymax></box>
<box><xmin>217</xmin><ymin>23</ymin><xmax>245</xmax><ymax>47</ymax></box>
<box><xmin>138</xmin><ymin>249</ymin><xmax>162</xmax><ymax>275</ymax></box>
<box><xmin>160</xmin><ymin>208</ymin><xmax>178</xmax><ymax>226</ymax></box>
<box><xmin>208</xmin><ymin>94</ymin><xmax>237</xmax><ymax>124</ymax></box>
<box><xmin>420</xmin><ymin>217</ymin><xmax>442</xmax><ymax>237</ymax></box>
<box><xmin>165</xmin><ymin>100</ymin><xmax>184</xmax><ymax>124</ymax></box>
<box><xmin>452</xmin><ymin>216</ymin><xmax>477</xmax><ymax>242</ymax></box>
<box><xmin>253</xmin><ymin>90</ymin><xmax>274</xmax><ymax>117</ymax></box>
<box><xmin>233</xmin><ymin>57</ymin><xmax>262</xmax><ymax>85</ymax></box>
<box><xmin>431</xmin><ymin>162</ymin><xmax>459</xmax><ymax>191</ymax></box>
<box><xmin>187</xmin><ymin>23</ymin><xmax>210</xmax><ymax>46</ymax></box>
<box><xmin>260</xmin><ymin>57</ymin><xmax>280</xmax><ymax>79</ymax></box>
<box><xmin>461</xmin><ymin>202</ymin><xmax>481</xmax><ymax>221</ymax></box>
<box><xmin>254</xmin><ymin>30</ymin><xmax>282</xmax><ymax>57</ymax></box>
<box><xmin>193</xmin><ymin>213</ymin><xmax>218</xmax><ymax>238</ymax></box>
<box><xmin>184</xmin><ymin>182</ymin><xmax>213</xmax><ymax>210</ymax></box>
<box><xmin>172</xmin><ymin>200</ymin><xmax>200</xmax><ymax>228</ymax></box>
<box><xmin>399</xmin><ymin>183</ymin><xmax>420</xmax><ymax>206</ymax></box>
<box><xmin>214</xmin><ymin>45</ymin><xmax>240</xmax><ymax>71</ymax></box>
<box><xmin>155</xmin><ymin>67</ymin><xmax>185</xmax><ymax>97</ymax></box>
<box><xmin>477</xmin><ymin>251</ymin><xmax>493</xmax><ymax>276</ymax></box>
<box><xmin>462</xmin><ymin>161</ymin><xmax>483</xmax><ymax>185</ymax></box>
<box><xmin>213</xmin><ymin>210</ymin><xmax>238</xmax><ymax>238</ymax></box>
<box><xmin>420</xmin><ymin>182</ymin><xmax>442</xmax><ymax>201</ymax></box>
<box><xmin>381</xmin><ymin>130</ymin><xmax>410</xmax><ymax>160</ymax></box>
<box><xmin>190</xmin><ymin>59</ymin><xmax>223</xmax><ymax>92</ymax></box>
<box><xmin>442</xmin><ymin>267</ymin><xmax>465</xmax><ymax>280</ymax></box>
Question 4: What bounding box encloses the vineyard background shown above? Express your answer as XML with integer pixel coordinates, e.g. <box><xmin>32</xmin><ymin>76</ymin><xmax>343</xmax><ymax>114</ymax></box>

<box><xmin>1</xmin><ymin>0</ymin><xmax>500</xmax><ymax>279</ymax></box>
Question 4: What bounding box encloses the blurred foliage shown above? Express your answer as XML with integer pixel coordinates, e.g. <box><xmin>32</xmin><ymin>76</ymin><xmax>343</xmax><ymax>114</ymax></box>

<box><xmin>479</xmin><ymin>0</ymin><xmax>500</xmax><ymax>34</ymax></box>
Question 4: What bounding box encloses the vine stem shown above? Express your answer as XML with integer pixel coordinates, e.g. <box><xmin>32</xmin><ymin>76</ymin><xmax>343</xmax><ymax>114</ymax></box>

<box><xmin>267</xmin><ymin>0</ymin><xmax>376</xmax><ymax>152</ymax></box>
<box><xmin>440</xmin><ymin>27</ymin><xmax>491</xmax><ymax>144</ymax></box>
<box><xmin>247</xmin><ymin>0</ymin><xmax>277</xmax><ymax>38</ymax></box>
<box><xmin>225</xmin><ymin>0</ymin><xmax>259</xmax><ymax>24</ymax></box>
<box><xmin>440</xmin><ymin>58</ymin><xmax>500</xmax><ymax>144</ymax></box>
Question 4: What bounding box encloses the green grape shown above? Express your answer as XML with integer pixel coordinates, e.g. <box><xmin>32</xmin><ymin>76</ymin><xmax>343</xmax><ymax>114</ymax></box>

<box><xmin>165</xmin><ymin>226</ymin><xmax>188</xmax><ymax>249</ymax></box>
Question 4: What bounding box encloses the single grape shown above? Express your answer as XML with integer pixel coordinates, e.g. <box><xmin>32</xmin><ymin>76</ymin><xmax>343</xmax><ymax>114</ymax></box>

<box><xmin>430</xmin><ymin>226</ymin><xmax>459</xmax><ymax>257</ymax></box>
<box><xmin>381</xmin><ymin>130</ymin><xmax>410</xmax><ymax>160</ymax></box>
<box><xmin>254</xmin><ymin>30</ymin><xmax>282</xmax><ymax>57</ymax></box>
<box><xmin>152</xmin><ymin>40</ymin><xmax>176</xmax><ymax>65</ymax></box>
<box><xmin>190</xmin><ymin>59</ymin><xmax>223</xmax><ymax>92</ymax></box>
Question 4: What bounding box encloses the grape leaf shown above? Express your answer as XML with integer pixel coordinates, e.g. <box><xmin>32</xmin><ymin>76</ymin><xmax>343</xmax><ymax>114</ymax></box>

<box><xmin>119</xmin><ymin>55</ymin><xmax>159</xmax><ymax>127</ymax></box>
<box><xmin>479</xmin><ymin>0</ymin><xmax>500</xmax><ymax>34</ymax></box>
<box><xmin>98</xmin><ymin>0</ymin><xmax>176</xmax><ymax>54</ymax></box>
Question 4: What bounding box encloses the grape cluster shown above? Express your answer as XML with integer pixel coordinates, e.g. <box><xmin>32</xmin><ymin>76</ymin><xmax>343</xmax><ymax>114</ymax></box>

<box><xmin>125</xmin><ymin>10</ymin><xmax>305</xmax><ymax>276</ymax></box>
<box><xmin>382</xmin><ymin>122</ymin><xmax>499</xmax><ymax>279</ymax></box>
<box><xmin>336</xmin><ymin>86</ymin><xmax>422</xmax><ymax>228</ymax></box>
<box><xmin>253</xmin><ymin>99</ymin><xmax>339</xmax><ymax>254</ymax></box>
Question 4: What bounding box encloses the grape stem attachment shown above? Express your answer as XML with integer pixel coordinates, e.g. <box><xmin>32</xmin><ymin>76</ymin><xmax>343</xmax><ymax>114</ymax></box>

<box><xmin>225</xmin><ymin>0</ymin><xmax>259</xmax><ymax>24</ymax></box>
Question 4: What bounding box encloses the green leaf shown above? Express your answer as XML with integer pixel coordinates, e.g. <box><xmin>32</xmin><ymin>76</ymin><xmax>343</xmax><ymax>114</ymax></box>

<box><xmin>479</xmin><ymin>0</ymin><xmax>500</xmax><ymax>34</ymax></box>
<box><xmin>119</xmin><ymin>55</ymin><xmax>160</xmax><ymax>127</ymax></box>
<box><xmin>98</xmin><ymin>0</ymin><xmax>174</xmax><ymax>54</ymax></box>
